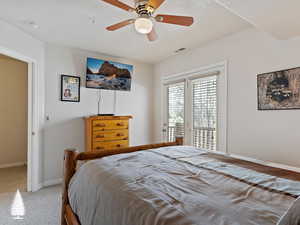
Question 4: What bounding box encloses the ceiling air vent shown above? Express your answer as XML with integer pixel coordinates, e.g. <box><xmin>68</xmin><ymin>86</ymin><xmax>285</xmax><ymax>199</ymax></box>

<box><xmin>175</xmin><ymin>48</ymin><xmax>186</xmax><ymax>53</ymax></box>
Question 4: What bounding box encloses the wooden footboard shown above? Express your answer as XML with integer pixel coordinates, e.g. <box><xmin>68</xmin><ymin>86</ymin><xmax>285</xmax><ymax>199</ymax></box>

<box><xmin>61</xmin><ymin>137</ymin><xmax>183</xmax><ymax>225</ymax></box>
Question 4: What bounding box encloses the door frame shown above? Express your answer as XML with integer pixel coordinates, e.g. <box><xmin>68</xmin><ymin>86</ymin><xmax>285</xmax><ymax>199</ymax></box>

<box><xmin>0</xmin><ymin>46</ymin><xmax>41</xmax><ymax>192</ymax></box>
<box><xmin>161</xmin><ymin>61</ymin><xmax>228</xmax><ymax>153</ymax></box>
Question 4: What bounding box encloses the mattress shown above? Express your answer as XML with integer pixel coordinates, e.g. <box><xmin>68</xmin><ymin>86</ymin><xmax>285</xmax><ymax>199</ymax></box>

<box><xmin>68</xmin><ymin>146</ymin><xmax>300</xmax><ymax>225</ymax></box>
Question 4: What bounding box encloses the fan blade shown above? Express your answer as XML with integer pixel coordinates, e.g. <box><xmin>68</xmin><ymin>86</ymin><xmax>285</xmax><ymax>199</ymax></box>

<box><xmin>148</xmin><ymin>0</ymin><xmax>165</xmax><ymax>9</ymax></box>
<box><xmin>106</xmin><ymin>19</ymin><xmax>135</xmax><ymax>31</ymax></box>
<box><xmin>102</xmin><ymin>0</ymin><xmax>135</xmax><ymax>12</ymax></box>
<box><xmin>155</xmin><ymin>14</ymin><xmax>194</xmax><ymax>26</ymax></box>
<box><xmin>147</xmin><ymin>28</ymin><xmax>158</xmax><ymax>41</ymax></box>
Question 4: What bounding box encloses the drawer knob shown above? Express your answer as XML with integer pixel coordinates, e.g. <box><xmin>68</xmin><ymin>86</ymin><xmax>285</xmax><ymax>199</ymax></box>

<box><xmin>116</xmin><ymin>133</ymin><xmax>124</xmax><ymax>137</ymax></box>
<box><xmin>116</xmin><ymin>144</ymin><xmax>121</xmax><ymax>147</ymax></box>
<box><xmin>96</xmin><ymin>135</ymin><xmax>104</xmax><ymax>138</ymax></box>
<box><xmin>116</xmin><ymin>123</ymin><xmax>124</xmax><ymax>126</ymax></box>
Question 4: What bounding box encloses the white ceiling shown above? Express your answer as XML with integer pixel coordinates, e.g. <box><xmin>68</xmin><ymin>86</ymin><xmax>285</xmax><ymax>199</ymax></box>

<box><xmin>1</xmin><ymin>1</ymin><xmax>300</xmax><ymax>63</ymax></box>
<box><xmin>216</xmin><ymin>0</ymin><xmax>300</xmax><ymax>40</ymax></box>
<box><xmin>0</xmin><ymin>0</ymin><xmax>250</xmax><ymax>63</ymax></box>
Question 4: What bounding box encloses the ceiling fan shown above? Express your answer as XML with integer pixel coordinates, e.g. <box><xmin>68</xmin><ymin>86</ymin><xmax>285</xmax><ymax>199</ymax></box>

<box><xmin>102</xmin><ymin>0</ymin><xmax>194</xmax><ymax>41</ymax></box>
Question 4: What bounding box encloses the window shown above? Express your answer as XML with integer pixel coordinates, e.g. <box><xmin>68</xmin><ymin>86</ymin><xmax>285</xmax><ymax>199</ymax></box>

<box><xmin>166</xmin><ymin>82</ymin><xmax>185</xmax><ymax>142</ymax></box>
<box><xmin>192</xmin><ymin>76</ymin><xmax>217</xmax><ymax>150</ymax></box>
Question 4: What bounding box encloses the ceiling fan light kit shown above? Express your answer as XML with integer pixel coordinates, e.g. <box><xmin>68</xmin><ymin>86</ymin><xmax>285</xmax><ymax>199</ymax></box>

<box><xmin>102</xmin><ymin>0</ymin><xmax>194</xmax><ymax>41</ymax></box>
<box><xmin>134</xmin><ymin>17</ymin><xmax>153</xmax><ymax>34</ymax></box>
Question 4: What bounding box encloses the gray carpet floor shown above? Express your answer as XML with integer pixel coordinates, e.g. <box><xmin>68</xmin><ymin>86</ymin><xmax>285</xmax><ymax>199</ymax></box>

<box><xmin>0</xmin><ymin>185</ymin><xmax>61</xmax><ymax>225</ymax></box>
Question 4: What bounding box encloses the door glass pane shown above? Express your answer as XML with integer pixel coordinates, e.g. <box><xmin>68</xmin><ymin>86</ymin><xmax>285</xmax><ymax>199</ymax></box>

<box><xmin>192</xmin><ymin>76</ymin><xmax>217</xmax><ymax>150</ymax></box>
<box><xmin>167</xmin><ymin>82</ymin><xmax>185</xmax><ymax>142</ymax></box>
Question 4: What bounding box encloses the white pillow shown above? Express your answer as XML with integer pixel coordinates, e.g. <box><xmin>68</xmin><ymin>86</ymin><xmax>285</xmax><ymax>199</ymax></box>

<box><xmin>277</xmin><ymin>197</ymin><xmax>300</xmax><ymax>225</ymax></box>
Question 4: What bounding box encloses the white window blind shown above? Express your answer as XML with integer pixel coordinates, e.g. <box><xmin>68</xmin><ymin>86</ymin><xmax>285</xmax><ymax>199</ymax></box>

<box><xmin>192</xmin><ymin>76</ymin><xmax>217</xmax><ymax>150</ymax></box>
<box><xmin>167</xmin><ymin>82</ymin><xmax>185</xmax><ymax>142</ymax></box>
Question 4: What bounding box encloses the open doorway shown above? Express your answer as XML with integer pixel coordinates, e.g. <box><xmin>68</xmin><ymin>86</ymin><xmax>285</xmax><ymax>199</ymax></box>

<box><xmin>0</xmin><ymin>54</ymin><xmax>28</xmax><ymax>193</ymax></box>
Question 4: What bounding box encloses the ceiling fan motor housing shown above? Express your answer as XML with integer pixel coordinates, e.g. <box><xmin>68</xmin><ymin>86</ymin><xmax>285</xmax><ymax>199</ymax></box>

<box><xmin>135</xmin><ymin>0</ymin><xmax>155</xmax><ymax>17</ymax></box>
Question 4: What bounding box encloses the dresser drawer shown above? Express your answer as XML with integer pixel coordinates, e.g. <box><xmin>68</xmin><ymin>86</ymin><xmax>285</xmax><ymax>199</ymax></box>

<box><xmin>92</xmin><ymin>120</ymin><xmax>128</xmax><ymax>131</ymax></box>
<box><xmin>93</xmin><ymin>140</ymin><xmax>129</xmax><ymax>151</ymax></box>
<box><xmin>93</xmin><ymin>130</ymin><xmax>128</xmax><ymax>141</ymax></box>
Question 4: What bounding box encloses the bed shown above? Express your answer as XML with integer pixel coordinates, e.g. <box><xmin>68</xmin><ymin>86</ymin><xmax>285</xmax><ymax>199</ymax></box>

<box><xmin>61</xmin><ymin>137</ymin><xmax>300</xmax><ymax>225</ymax></box>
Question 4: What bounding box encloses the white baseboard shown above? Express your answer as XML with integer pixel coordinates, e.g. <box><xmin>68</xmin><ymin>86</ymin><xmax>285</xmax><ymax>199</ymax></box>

<box><xmin>0</xmin><ymin>161</ymin><xmax>27</xmax><ymax>169</ymax></box>
<box><xmin>35</xmin><ymin>183</ymin><xmax>43</xmax><ymax>192</ymax></box>
<box><xmin>43</xmin><ymin>178</ymin><xmax>62</xmax><ymax>187</ymax></box>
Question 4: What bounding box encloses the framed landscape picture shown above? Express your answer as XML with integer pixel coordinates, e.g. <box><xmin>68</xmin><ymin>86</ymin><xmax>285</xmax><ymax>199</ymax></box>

<box><xmin>257</xmin><ymin>67</ymin><xmax>300</xmax><ymax>110</ymax></box>
<box><xmin>60</xmin><ymin>75</ymin><xmax>80</xmax><ymax>102</ymax></box>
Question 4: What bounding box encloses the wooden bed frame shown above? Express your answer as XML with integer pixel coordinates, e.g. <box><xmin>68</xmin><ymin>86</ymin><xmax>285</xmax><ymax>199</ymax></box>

<box><xmin>61</xmin><ymin>137</ymin><xmax>183</xmax><ymax>225</ymax></box>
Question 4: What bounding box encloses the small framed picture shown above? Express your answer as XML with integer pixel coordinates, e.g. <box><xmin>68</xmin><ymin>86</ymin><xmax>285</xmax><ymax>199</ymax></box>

<box><xmin>60</xmin><ymin>75</ymin><xmax>80</xmax><ymax>102</ymax></box>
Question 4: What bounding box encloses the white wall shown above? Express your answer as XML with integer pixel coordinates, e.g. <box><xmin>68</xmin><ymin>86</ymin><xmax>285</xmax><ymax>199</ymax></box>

<box><xmin>0</xmin><ymin>20</ymin><xmax>45</xmax><ymax>190</ymax></box>
<box><xmin>154</xmin><ymin>28</ymin><xmax>300</xmax><ymax>168</ymax></box>
<box><xmin>44</xmin><ymin>44</ymin><xmax>154</xmax><ymax>182</ymax></box>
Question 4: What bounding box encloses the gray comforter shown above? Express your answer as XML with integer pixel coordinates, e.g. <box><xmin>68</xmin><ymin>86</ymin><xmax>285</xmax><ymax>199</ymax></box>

<box><xmin>68</xmin><ymin>146</ymin><xmax>300</xmax><ymax>225</ymax></box>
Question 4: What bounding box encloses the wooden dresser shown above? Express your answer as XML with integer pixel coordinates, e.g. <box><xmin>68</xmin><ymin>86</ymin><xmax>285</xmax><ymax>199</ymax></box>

<box><xmin>84</xmin><ymin>115</ymin><xmax>132</xmax><ymax>152</ymax></box>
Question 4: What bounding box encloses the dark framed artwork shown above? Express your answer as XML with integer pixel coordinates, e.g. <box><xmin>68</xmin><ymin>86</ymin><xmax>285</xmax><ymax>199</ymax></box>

<box><xmin>257</xmin><ymin>67</ymin><xmax>300</xmax><ymax>110</ymax></box>
<box><xmin>60</xmin><ymin>75</ymin><xmax>81</xmax><ymax>102</ymax></box>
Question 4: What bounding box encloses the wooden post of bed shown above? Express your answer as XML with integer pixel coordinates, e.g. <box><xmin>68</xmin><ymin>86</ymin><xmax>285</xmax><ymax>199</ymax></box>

<box><xmin>61</xmin><ymin>149</ymin><xmax>79</xmax><ymax>225</ymax></box>
<box><xmin>176</xmin><ymin>136</ymin><xmax>183</xmax><ymax>145</ymax></box>
<box><xmin>61</xmin><ymin>137</ymin><xmax>183</xmax><ymax>225</ymax></box>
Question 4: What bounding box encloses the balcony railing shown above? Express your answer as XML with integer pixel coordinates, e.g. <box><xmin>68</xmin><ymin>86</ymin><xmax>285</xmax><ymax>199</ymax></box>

<box><xmin>167</xmin><ymin>126</ymin><xmax>216</xmax><ymax>151</ymax></box>
<box><xmin>193</xmin><ymin>127</ymin><xmax>216</xmax><ymax>151</ymax></box>
<box><xmin>167</xmin><ymin>124</ymin><xmax>184</xmax><ymax>143</ymax></box>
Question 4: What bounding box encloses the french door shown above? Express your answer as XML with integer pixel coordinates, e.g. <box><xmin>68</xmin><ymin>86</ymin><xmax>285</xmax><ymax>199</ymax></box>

<box><xmin>163</xmin><ymin>74</ymin><xmax>218</xmax><ymax>151</ymax></box>
<box><xmin>163</xmin><ymin>81</ymin><xmax>185</xmax><ymax>142</ymax></box>
<box><xmin>191</xmin><ymin>76</ymin><xmax>217</xmax><ymax>150</ymax></box>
